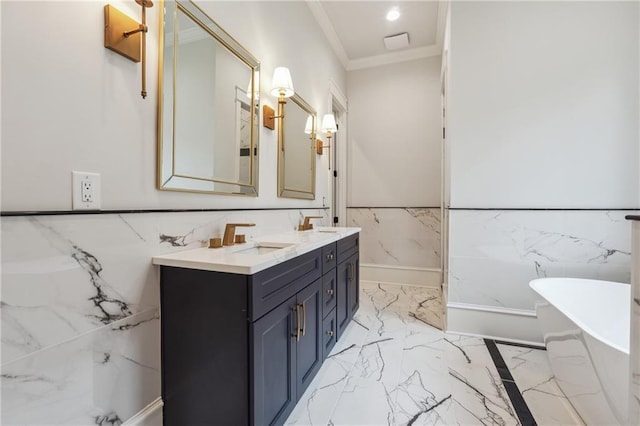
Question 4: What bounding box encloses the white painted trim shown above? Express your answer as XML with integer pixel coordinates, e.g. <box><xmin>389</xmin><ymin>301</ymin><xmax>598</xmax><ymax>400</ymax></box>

<box><xmin>328</xmin><ymin>79</ymin><xmax>347</xmax><ymax>112</ymax></box>
<box><xmin>446</xmin><ymin>330</ymin><xmax>546</xmax><ymax>349</ymax></box>
<box><xmin>435</xmin><ymin>1</ymin><xmax>449</xmax><ymax>52</ymax></box>
<box><xmin>328</xmin><ymin>80</ymin><xmax>348</xmax><ymax>228</ymax></box>
<box><xmin>347</xmin><ymin>45</ymin><xmax>441</xmax><ymax>71</ymax></box>
<box><xmin>123</xmin><ymin>398</ymin><xmax>163</xmax><ymax>426</ymax></box>
<box><xmin>446</xmin><ymin>302</ymin><xmax>543</xmax><ymax>344</ymax></box>
<box><xmin>305</xmin><ymin>0</ymin><xmax>349</xmax><ymax>69</ymax></box>
<box><xmin>360</xmin><ymin>263</ymin><xmax>441</xmax><ymax>288</ymax></box>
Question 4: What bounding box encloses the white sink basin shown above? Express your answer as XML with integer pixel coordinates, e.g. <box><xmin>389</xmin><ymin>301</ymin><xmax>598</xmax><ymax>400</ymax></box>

<box><xmin>232</xmin><ymin>242</ymin><xmax>294</xmax><ymax>255</ymax></box>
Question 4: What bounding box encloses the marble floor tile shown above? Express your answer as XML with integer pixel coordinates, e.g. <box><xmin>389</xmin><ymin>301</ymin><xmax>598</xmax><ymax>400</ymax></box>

<box><xmin>497</xmin><ymin>343</ymin><xmax>585</xmax><ymax>425</ymax></box>
<box><xmin>286</xmin><ymin>281</ymin><xmax>580</xmax><ymax>426</ymax></box>
<box><xmin>444</xmin><ymin>335</ymin><xmax>520</xmax><ymax>426</ymax></box>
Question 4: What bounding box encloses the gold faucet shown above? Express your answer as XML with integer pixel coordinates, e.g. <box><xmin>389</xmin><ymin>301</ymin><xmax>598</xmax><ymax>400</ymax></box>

<box><xmin>298</xmin><ymin>216</ymin><xmax>323</xmax><ymax>231</ymax></box>
<box><xmin>223</xmin><ymin>223</ymin><xmax>255</xmax><ymax>246</ymax></box>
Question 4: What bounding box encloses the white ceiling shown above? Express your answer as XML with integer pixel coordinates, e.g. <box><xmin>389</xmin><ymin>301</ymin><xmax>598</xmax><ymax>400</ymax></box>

<box><xmin>307</xmin><ymin>0</ymin><xmax>446</xmax><ymax>71</ymax></box>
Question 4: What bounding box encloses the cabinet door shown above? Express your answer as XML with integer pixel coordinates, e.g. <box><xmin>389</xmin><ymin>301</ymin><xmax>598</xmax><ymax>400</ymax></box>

<box><xmin>336</xmin><ymin>259</ymin><xmax>350</xmax><ymax>340</ymax></box>
<box><xmin>252</xmin><ymin>295</ymin><xmax>297</xmax><ymax>426</ymax></box>
<box><xmin>348</xmin><ymin>254</ymin><xmax>360</xmax><ymax>319</ymax></box>
<box><xmin>295</xmin><ymin>278</ymin><xmax>323</xmax><ymax>399</ymax></box>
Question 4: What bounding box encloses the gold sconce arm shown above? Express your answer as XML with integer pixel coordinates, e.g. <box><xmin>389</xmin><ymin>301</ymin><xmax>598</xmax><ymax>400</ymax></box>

<box><xmin>104</xmin><ymin>0</ymin><xmax>154</xmax><ymax>99</ymax></box>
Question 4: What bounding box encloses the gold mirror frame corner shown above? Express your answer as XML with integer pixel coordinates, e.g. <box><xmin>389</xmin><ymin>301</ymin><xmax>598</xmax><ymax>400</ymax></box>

<box><xmin>156</xmin><ymin>0</ymin><xmax>261</xmax><ymax>197</ymax></box>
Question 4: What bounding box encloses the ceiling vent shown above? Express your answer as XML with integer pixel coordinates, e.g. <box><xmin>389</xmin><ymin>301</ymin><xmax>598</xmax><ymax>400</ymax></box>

<box><xmin>383</xmin><ymin>32</ymin><xmax>409</xmax><ymax>51</ymax></box>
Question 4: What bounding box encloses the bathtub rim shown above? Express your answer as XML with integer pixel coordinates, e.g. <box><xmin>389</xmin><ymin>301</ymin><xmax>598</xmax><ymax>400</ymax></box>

<box><xmin>529</xmin><ymin>277</ymin><xmax>630</xmax><ymax>355</ymax></box>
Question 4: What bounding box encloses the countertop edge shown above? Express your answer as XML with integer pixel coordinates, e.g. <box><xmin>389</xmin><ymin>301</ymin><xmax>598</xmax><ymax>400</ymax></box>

<box><xmin>152</xmin><ymin>227</ymin><xmax>361</xmax><ymax>275</ymax></box>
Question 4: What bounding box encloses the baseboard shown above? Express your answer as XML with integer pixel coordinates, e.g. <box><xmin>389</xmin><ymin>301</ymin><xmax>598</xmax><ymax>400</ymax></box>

<box><xmin>446</xmin><ymin>302</ymin><xmax>543</xmax><ymax>344</ymax></box>
<box><xmin>360</xmin><ymin>264</ymin><xmax>441</xmax><ymax>288</ymax></box>
<box><xmin>123</xmin><ymin>397</ymin><xmax>163</xmax><ymax>426</ymax></box>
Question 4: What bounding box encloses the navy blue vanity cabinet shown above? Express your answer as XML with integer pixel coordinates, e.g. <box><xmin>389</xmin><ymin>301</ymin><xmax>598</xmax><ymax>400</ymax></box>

<box><xmin>160</xmin><ymin>233</ymin><xmax>359</xmax><ymax>426</ymax></box>
<box><xmin>252</xmin><ymin>276</ymin><xmax>324</xmax><ymax>425</ymax></box>
<box><xmin>336</xmin><ymin>234</ymin><xmax>360</xmax><ymax>340</ymax></box>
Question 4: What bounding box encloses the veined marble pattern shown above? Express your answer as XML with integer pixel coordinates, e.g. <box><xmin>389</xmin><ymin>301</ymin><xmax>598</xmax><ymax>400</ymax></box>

<box><xmin>286</xmin><ymin>281</ymin><xmax>523</xmax><ymax>426</ymax></box>
<box><xmin>496</xmin><ymin>343</ymin><xmax>584</xmax><ymax>425</ymax></box>
<box><xmin>448</xmin><ymin>210</ymin><xmax>638</xmax><ymax>310</ymax></box>
<box><xmin>630</xmin><ymin>220</ymin><xmax>640</xmax><ymax>424</ymax></box>
<box><xmin>347</xmin><ymin>208</ymin><xmax>441</xmax><ymax>269</ymax></box>
<box><xmin>1</xmin><ymin>308</ymin><xmax>160</xmax><ymax>425</ymax></box>
<box><xmin>1</xmin><ymin>208</ymin><xmax>329</xmax><ymax>424</ymax></box>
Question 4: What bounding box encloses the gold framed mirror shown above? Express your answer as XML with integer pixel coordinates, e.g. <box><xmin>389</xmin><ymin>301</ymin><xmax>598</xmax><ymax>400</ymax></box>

<box><xmin>157</xmin><ymin>0</ymin><xmax>260</xmax><ymax>195</ymax></box>
<box><xmin>277</xmin><ymin>93</ymin><xmax>317</xmax><ymax>200</ymax></box>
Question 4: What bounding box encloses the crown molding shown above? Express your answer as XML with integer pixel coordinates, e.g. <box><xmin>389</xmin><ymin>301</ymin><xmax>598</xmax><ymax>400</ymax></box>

<box><xmin>306</xmin><ymin>0</ymin><xmax>349</xmax><ymax>69</ymax></box>
<box><xmin>347</xmin><ymin>45</ymin><xmax>441</xmax><ymax>71</ymax></box>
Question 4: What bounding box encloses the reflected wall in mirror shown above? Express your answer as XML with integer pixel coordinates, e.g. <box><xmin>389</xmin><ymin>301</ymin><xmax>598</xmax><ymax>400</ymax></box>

<box><xmin>278</xmin><ymin>94</ymin><xmax>316</xmax><ymax>200</ymax></box>
<box><xmin>157</xmin><ymin>0</ymin><xmax>260</xmax><ymax>195</ymax></box>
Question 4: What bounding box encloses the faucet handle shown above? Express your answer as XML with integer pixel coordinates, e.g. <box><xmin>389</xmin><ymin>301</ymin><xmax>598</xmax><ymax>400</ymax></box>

<box><xmin>299</xmin><ymin>216</ymin><xmax>323</xmax><ymax>231</ymax></box>
<box><xmin>223</xmin><ymin>223</ymin><xmax>255</xmax><ymax>246</ymax></box>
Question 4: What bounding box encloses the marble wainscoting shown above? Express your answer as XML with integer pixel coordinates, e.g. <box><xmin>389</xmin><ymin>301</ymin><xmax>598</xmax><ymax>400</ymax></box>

<box><xmin>347</xmin><ymin>208</ymin><xmax>441</xmax><ymax>287</ymax></box>
<box><xmin>447</xmin><ymin>209</ymin><xmax>638</xmax><ymax>342</ymax></box>
<box><xmin>630</xmin><ymin>217</ymin><xmax>640</xmax><ymax>424</ymax></box>
<box><xmin>1</xmin><ymin>208</ymin><xmax>329</xmax><ymax>425</ymax></box>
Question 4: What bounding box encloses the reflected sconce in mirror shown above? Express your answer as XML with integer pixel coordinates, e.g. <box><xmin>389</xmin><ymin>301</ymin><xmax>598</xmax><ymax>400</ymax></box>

<box><xmin>104</xmin><ymin>0</ymin><xmax>154</xmax><ymax>99</ymax></box>
<box><xmin>263</xmin><ymin>67</ymin><xmax>295</xmax><ymax>136</ymax></box>
<box><xmin>246</xmin><ymin>70</ymin><xmax>260</xmax><ymax>108</ymax></box>
<box><xmin>317</xmin><ymin>113</ymin><xmax>337</xmax><ymax>169</ymax></box>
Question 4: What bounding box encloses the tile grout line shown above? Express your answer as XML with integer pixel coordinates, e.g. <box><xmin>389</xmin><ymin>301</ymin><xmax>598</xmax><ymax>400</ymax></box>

<box><xmin>484</xmin><ymin>338</ymin><xmax>537</xmax><ymax>426</ymax></box>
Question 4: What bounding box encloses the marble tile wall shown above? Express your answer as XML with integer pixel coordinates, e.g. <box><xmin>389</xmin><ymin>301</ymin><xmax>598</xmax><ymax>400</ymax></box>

<box><xmin>347</xmin><ymin>208</ymin><xmax>441</xmax><ymax>269</ymax></box>
<box><xmin>0</xmin><ymin>208</ymin><xmax>329</xmax><ymax>425</ymax></box>
<box><xmin>630</xmin><ymin>219</ymin><xmax>640</xmax><ymax>424</ymax></box>
<box><xmin>448</xmin><ymin>210</ymin><xmax>638</xmax><ymax>311</ymax></box>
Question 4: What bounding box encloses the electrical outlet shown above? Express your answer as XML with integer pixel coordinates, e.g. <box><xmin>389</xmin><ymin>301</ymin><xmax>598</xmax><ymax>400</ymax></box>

<box><xmin>72</xmin><ymin>171</ymin><xmax>101</xmax><ymax>210</ymax></box>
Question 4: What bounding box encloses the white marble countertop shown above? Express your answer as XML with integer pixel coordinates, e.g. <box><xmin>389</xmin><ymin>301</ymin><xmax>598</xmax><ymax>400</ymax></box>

<box><xmin>152</xmin><ymin>227</ymin><xmax>361</xmax><ymax>275</ymax></box>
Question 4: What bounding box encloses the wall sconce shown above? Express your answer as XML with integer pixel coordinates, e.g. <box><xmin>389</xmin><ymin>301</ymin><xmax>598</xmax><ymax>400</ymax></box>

<box><xmin>317</xmin><ymin>114</ymin><xmax>337</xmax><ymax>169</ymax></box>
<box><xmin>263</xmin><ymin>67</ymin><xmax>294</xmax><ymax>130</ymax></box>
<box><xmin>104</xmin><ymin>0</ymin><xmax>154</xmax><ymax>99</ymax></box>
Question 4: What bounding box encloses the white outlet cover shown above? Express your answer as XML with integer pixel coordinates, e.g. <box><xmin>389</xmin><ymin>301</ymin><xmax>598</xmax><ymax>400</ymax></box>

<box><xmin>72</xmin><ymin>171</ymin><xmax>101</xmax><ymax>210</ymax></box>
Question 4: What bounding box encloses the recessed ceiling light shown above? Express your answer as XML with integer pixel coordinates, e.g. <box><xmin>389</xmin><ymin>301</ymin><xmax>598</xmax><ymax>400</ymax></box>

<box><xmin>386</xmin><ymin>8</ymin><xmax>400</xmax><ymax>21</ymax></box>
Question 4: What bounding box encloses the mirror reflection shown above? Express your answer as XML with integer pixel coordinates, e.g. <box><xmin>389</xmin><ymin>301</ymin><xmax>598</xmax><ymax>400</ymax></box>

<box><xmin>157</xmin><ymin>0</ymin><xmax>260</xmax><ymax>195</ymax></box>
<box><xmin>278</xmin><ymin>94</ymin><xmax>316</xmax><ymax>200</ymax></box>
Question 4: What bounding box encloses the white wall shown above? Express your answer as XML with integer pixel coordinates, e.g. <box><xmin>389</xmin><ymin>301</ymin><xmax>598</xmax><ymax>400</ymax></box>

<box><xmin>1</xmin><ymin>0</ymin><xmax>346</xmax><ymax>211</ymax></box>
<box><xmin>446</xmin><ymin>1</ymin><xmax>640</xmax><ymax>342</ymax></box>
<box><xmin>449</xmin><ymin>1</ymin><xmax>639</xmax><ymax>209</ymax></box>
<box><xmin>347</xmin><ymin>57</ymin><xmax>442</xmax><ymax>207</ymax></box>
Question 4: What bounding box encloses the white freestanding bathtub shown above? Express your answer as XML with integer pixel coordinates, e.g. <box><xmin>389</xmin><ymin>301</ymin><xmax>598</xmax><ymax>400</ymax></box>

<box><xmin>529</xmin><ymin>278</ymin><xmax>630</xmax><ymax>425</ymax></box>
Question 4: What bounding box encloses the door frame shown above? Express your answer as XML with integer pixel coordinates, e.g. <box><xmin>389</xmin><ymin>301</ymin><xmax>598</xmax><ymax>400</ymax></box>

<box><xmin>328</xmin><ymin>79</ymin><xmax>348</xmax><ymax>227</ymax></box>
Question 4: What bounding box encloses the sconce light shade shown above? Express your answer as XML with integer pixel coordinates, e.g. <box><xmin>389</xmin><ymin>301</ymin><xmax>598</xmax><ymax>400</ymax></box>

<box><xmin>270</xmin><ymin>67</ymin><xmax>294</xmax><ymax>98</ymax></box>
<box><xmin>321</xmin><ymin>114</ymin><xmax>338</xmax><ymax>134</ymax></box>
<box><xmin>304</xmin><ymin>115</ymin><xmax>314</xmax><ymax>134</ymax></box>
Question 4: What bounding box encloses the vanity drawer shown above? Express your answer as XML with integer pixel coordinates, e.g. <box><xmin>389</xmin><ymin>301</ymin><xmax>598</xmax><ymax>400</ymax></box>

<box><xmin>322</xmin><ymin>270</ymin><xmax>337</xmax><ymax>318</ymax></box>
<box><xmin>250</xmin><ymin>249</ymin><xmax>322</xmax><ymax>321</ymax></box>
<box><xmin>322</xmin><ymin>308</ymin><xmax>337</xmax><ymax>359</ymax></box>
<box><xmin>321</xmin><ymin>243</ymin><xmax>337</xmax><ymax>274</ymax></box>
<box><xmin>337</xmin><ymin>233</ymin><xmax>359</xmax><ymax>263</ymax></box>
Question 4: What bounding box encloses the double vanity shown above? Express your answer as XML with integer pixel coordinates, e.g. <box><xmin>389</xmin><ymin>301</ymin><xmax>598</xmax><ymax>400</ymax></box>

<box><xmin>153</xmin><ymin>227</ymin><xmax>360</xmax><ymax>425</ymax></box>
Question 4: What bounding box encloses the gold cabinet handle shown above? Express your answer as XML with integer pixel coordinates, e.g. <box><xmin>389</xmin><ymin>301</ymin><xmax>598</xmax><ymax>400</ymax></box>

<box><xmin>327</xmin><ymin>288</ymin><xmax>334</xmax><ymax>296</ymax></box>
<box><xmin>326</xmin><ymin>252</ymin><xmax>334</xmax><ymax>261</ymax></box>
<box><xmin>327</xmin><ymin>329</ymin><xmax>334</xmax><ymax>337</ymax></box>
<box><xmin>348</xmin><ymin>263</ymin><xmax>354</xmax><ymax>282</ymax></box>
<box><xmin>292</xmin><ymin>305</ymin><xmax>300</xmax><ymax>342</ymax></box>
<box><xmin>300</xmin><ymin>302</ymin><xmax>306</xmax><ymax>337</ymax></box>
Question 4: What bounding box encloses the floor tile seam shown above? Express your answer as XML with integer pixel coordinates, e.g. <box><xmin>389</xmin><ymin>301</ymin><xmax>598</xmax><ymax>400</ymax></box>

<box><xmin>484</xmin><ymin>339</ymin><xmax>537</xmax><ymax>426</ymax></box>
